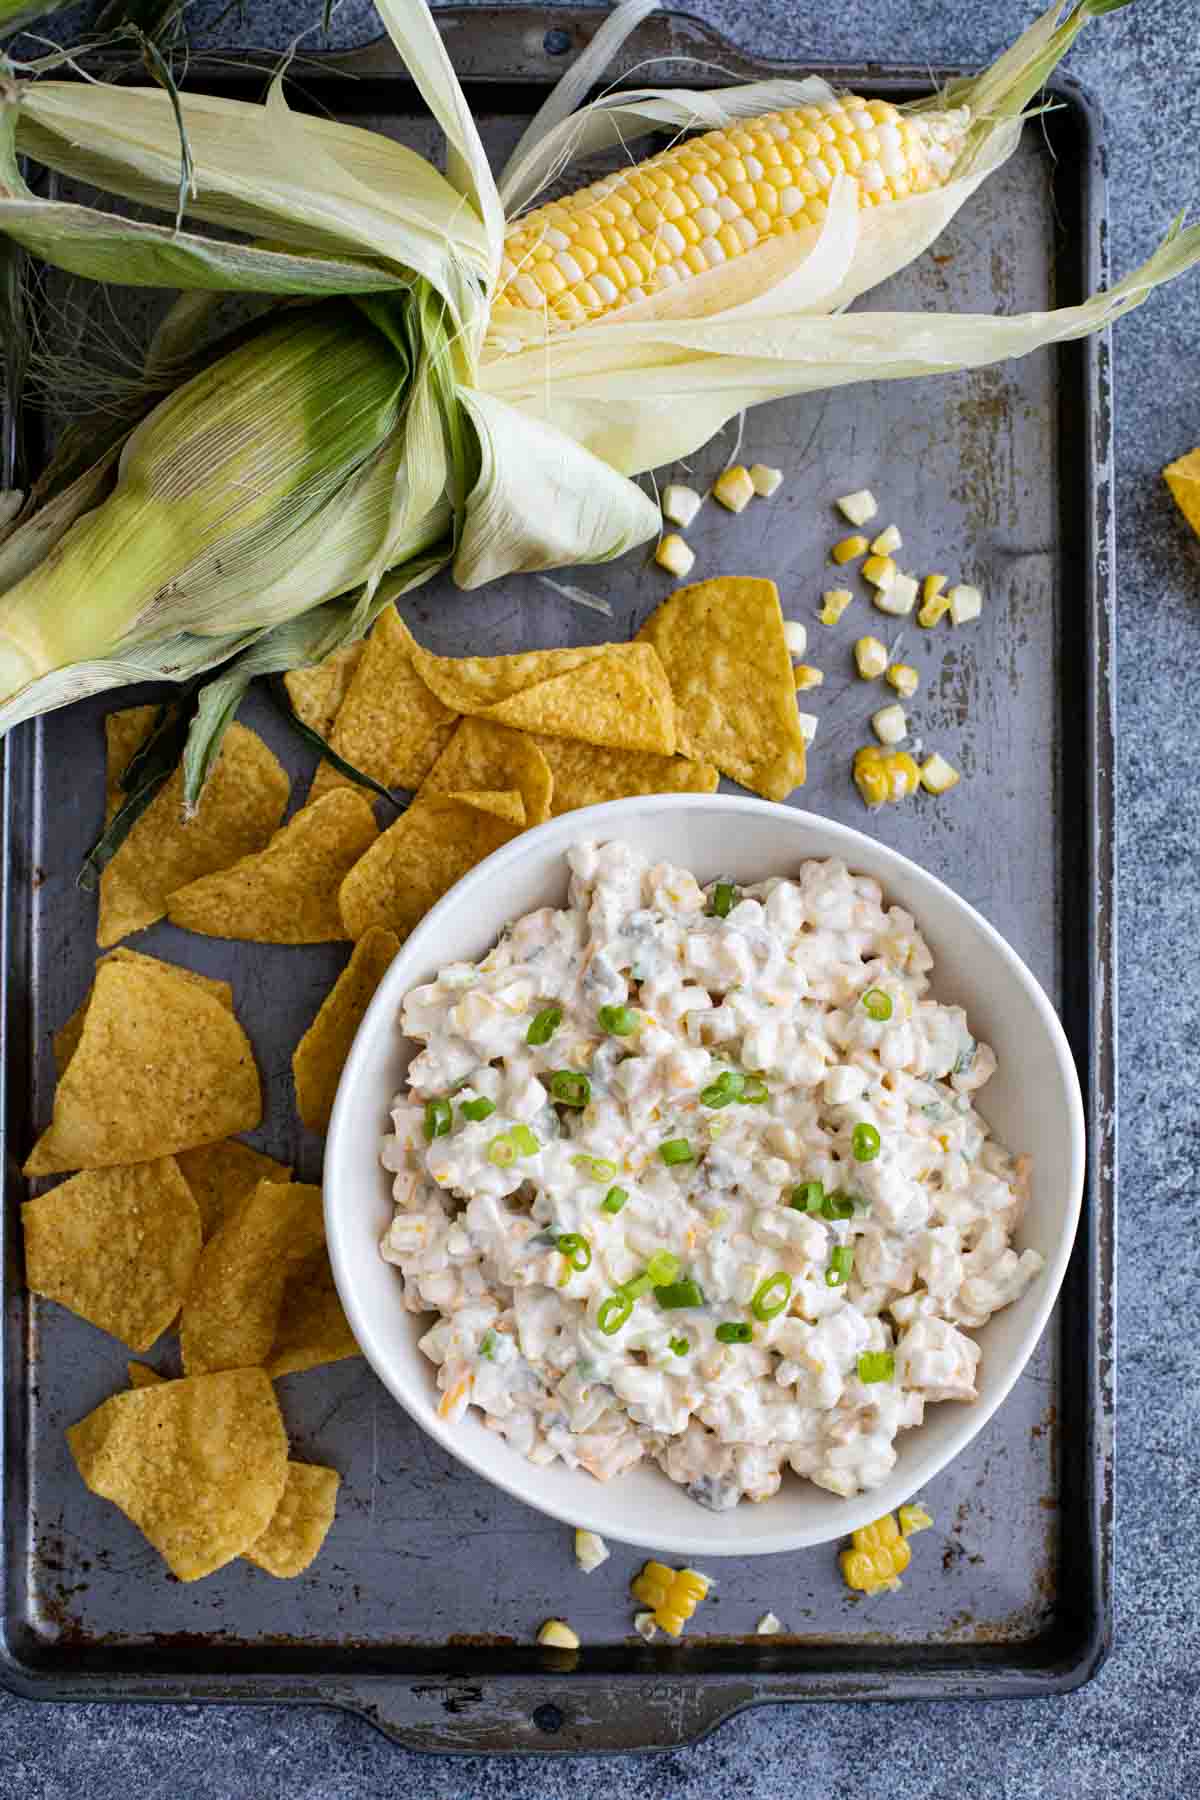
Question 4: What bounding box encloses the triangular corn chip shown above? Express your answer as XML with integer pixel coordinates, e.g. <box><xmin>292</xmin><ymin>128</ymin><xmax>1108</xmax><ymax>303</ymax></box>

<box><xmin>480</xmin><ymin>645</ymin><xmax>675</xmax><ymax>753</ymax></box>
<box><xmin>267</xmin><ymin>1251</ymin><xmax>360</xmax><ymax>1379</ymax></box>
<box><xmin>98</xmin><ymin>711</ymin><xmax>289</xmax><ymax>947</ymax></box>
<box><xmin>23</xmin><ymin>1157</ymin><xmax>202</xmax><ymax>1351</ymax></box>
<box><xmin>293</xmin><ymin>927</ymin><xmax>400</xmax><ymax>1133</ymax></box>
<box><xmin>26</xmin><ymin>957</ymin><xmax>261</xmax><ymax>1174</ymax></box>
<box><xmin>422</xmin><ymin>718</ymin><xmax>553</xmax><ymax>825</ymax></box>
<box><xmin>410</xmin><ymin>638</ymin><xmax>608</xmax><ymax>712</ymax></box>
<box><xmin>339</xmin><ymin>790</ymin><xmax>525</xmax><ymax>942</ymax></box>
<box><xmin>181</xmin><ymin>1179</ymin><xmax>326</xmax><ymax>1375</ymax></box>
<box><xmin>1164</xmin><ymin>448</ymin><xmax>1200</xmax><ymax>539</ymax></box>
<box><xmin>306</xmin><ymin>609</ymin><xmax>458</xmax><ymax>801</ymax></box>
<box><xmin>127</xmin><ymin>1362</ymin><xmax>167</xmax><ymax>1389</ymax></box>
<box><xmin>67</xmin><ymin>1369</ymin><xmax>288</xmax><ymax>1582</ymax></box>
<box><xmin>285</xmin><ymin>641</ymin><xmax>366</xmax><ymax>739</ymax></box>
<box><xmin>166</xmin><ymin>789</ymin><xmax>378</xmax><ymax>943</ymax></box>
<box><xmin>528</xmin><ymin>733</ymin><xmax>719</xmax><ymax>813</ymax></box>
<box><xmin>637</xmin><ymin>577</ymin><xmax>806</xmax><ymax>801</ymax></box>
<box><xmin>54</xmin><ymin>948</ymin><xmax>234</xmax><ymax>1079</ymax></box>
<box><xmin>175</xmin><ymin>1140</ymin><xmax>293</xmax><ymax>1240</ymax></box>
<box><xmin>447</xmin><ymin>787</ymin><xmax>526</xmax><ymax>824</ymax></box>
<box><xmin>244</xmin><ymin>1461</ymin><xmax>341</xmax><ymax>1578</ymax></box>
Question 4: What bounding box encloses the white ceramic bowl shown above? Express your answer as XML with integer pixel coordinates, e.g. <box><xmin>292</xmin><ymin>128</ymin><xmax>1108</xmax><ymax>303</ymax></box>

<box><xmin>326</xmin><ymin>796</ymin><xmax>1085</xmax><ymax>1558</ymax></box>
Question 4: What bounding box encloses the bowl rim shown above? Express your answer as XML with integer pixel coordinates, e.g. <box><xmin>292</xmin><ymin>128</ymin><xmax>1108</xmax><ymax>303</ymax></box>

<box><xmin>325</xmin><ymin>793</ymin><xmax>1086</xmax><ymax>1556</ymax></box>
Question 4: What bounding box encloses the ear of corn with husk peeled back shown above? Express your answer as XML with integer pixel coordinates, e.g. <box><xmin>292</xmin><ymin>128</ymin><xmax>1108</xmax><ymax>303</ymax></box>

<box><xmin>1</xmin><ymin>0</ymin><xmax>1196</xmax><ymax>803</ymax></box>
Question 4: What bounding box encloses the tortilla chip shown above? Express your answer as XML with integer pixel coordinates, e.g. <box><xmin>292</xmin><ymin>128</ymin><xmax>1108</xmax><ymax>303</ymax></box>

<box><xmin>181</xmin><ymin>1180</ymin><xmax>325</xmax><ymax>1376</ymax></box>
<box><xmin>481</xmin><ymin>645</ymin><xmax>675</xmax><ymax>753</ymax></box>
<box><xmin>175</xmin><ymin>1140</ymin><xmax>293</xmax><ymax>1240</ymax></box>
<box><xmin>267</xmin><ymin>1249</ymin><xmax>359</xmax><ymax>1378</ymax></box>
<box><xmin>54</xmin><ymin>949</ymin><xmax>234</xmax><ymax>1080</ymax></box>
<box><xmin>410</xmin><ymin>639</ymin><xmax>608</xmax><ymax>713</ymax></box>
<box><xmin>23</xmin><ymin>1158</ymin><xmax>202</xmax><ymax>1351</ymax></box>
<box><xmin>128</xmin><ymin>1361</ymin><xmax>167</xmax><ymax>1389</ymax></box>
<box><xmin>166</xmin><ymin>790</ymin><xmax>378</xmax><ymax>944</ymax></box>
<box><xmin>244</xmin><ymin>1462</ymin><xmax>340</xmax><ymax>1578</ymax></box>
<box><xmin>339</xmin><ymin>791</ymin><xmax>525</xmax><ymax>942</ymax></box>
<box><xmin>423</xmin><ymin>718</ymin><xmax>553</xmax><ymax>827</ymax></box>
<box><xmin>285</xmin><ymin>640</ymin><xmax>366</xmax><ymax>738</ymax></box>
<box><xmin>293</xmin><ymin>928</ymin><xmax>399</xmax><ymax>1133</ymax></box>
<box><xmin>529</xmin><ymin>734</ymin><xmax>720</xmax><ymax>815</ymax></box>
<box><xmin>637</xmin><ymin>577</ymin><xmax>807</xmax><ymax>801</ymax></box>
<box><xmin>306</xmin><ymin>609</ymin><xmax>458</xmax><ymax>801</ymax></box>
<box><xmin>98</xmin><ymin>712</ymin><xmax>289</xmax><ymax>948</ymax></box>
<box><xmin>447</xmin><ymin>788</ymin><xmax>526</xmax><ymax>825</ymax></box>
<box><xmin>26</xmin><ymin>958</ymin><xmax>261</xmax><ymax>1175</ymax></box>
<box><xmin>67</xmin><ymin>1368</ymin><xmax>288</xmax><ymax>1582</ymax></box>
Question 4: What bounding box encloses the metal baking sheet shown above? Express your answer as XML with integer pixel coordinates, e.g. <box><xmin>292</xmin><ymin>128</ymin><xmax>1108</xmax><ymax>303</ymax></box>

<box><xmin>0</xmin><ymin>7</ymin><xmax>1114</xmax><ymax>1753</ymax></box>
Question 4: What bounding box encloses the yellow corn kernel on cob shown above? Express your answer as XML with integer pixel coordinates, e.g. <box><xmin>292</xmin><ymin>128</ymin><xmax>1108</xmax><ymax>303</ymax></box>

<box><xmin>631</xmin><ymin>1561</ymin><xmax>711</xmax><ymax>1636</ymax></box>
<box><xmin>495</xmin><ymin>99</ymin><xmax>969</xmax><ymax>324</ymax></box>
<box><xmin>854</xmin><ymin>744</ymin><xmax>920</xmax><ymax>808</ymax></box>
<box><xmin>840</xmin><ymin>1513</ymin><xmax>912</xmax><ymax>1595</ymax></box>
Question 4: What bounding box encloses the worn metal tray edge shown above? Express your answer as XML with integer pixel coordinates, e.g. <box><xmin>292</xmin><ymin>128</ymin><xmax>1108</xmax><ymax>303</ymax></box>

<box><xmin>0</xmin><ymin>14</ymin><xmax>1116</xmax><ymax>1753</ymax></box>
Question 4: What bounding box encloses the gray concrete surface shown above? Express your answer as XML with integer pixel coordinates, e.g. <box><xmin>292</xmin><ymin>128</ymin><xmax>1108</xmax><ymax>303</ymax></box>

<box><xmin>4</xmin><ymin>2</ymin><xmax>1200</xmax><ymax>1795</ymax></box>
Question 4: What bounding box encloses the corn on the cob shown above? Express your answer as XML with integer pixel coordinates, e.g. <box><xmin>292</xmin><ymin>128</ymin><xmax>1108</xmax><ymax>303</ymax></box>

<box><xmin>495</xmin><ymin>99</ymin><xmax>968</xmax><ymax>324</ymax></box>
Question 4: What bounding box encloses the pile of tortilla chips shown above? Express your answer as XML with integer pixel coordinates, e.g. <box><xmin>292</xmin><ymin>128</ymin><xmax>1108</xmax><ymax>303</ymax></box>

<box><xmin>26</xmin><ymin>574</ymin><xmax>808</xmax><ymax>1586</ymax></box>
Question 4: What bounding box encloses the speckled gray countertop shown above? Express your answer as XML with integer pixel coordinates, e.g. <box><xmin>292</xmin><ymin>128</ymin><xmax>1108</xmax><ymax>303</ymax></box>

<box><xmin>5</xmin><ymin>2</ymin><xmax>1200</xmax><ymax>1794</ymax></box>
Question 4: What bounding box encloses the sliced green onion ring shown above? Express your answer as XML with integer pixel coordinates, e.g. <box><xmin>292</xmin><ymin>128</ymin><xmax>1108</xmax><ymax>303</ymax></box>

<box><xmin>459</xmin><ymin>1096</ymin><xmax>496</xmax><ymax>1123</ymax></box>
<box><xmin>825</xmin><ymin>1244</ymin><xmax>854</xmax><ymax>1288</ymax></box>
<box><xmin>423</xmin><ymin>1098</ymin><xmax>452</xmax><ymax>1141</ymax></box>
<box><xmin>644</xmin><ymin>1249</ymin><xmax>681</xmax><ymax>1286</ymax></box>
<box><xmin>487</xmin><ymin>1132</ymin><xmax>517</xmax><ymax>1167</ymax></box>
<box><xmin>556</xmin><ymin>1232</ymin><xmax>592</xmax><ymax>1271</ymax></box>
<box><xmin>526</xmin><ymin>1005</ymin><xmax>562</xmax><ymax>1046</ymax></box>
<box><xmin>711</xmin><ymin>881</ymin><xmax>739</xmax><ymax>918</ymax></box>
<box><xmin>715</xmin><ymin>1320</ymin><xmax>753</xmax><ymax>1344</ymax></box>
<box><xmin>510</xmin><ymin>1123</ymin><xmax>540</xmax><ymax>1156</ymax></box>
<box><xmin>659</xmin><ymin>1137</ymin><xmax>694</xmax><ymax>1166</ymax></box>
<box><xmin>852</xmin><ymin>1122</ymin><xmax>881</xmax><ymax>1162</ymax></box>
<box><xmin>862</xmin><ymin>988</ymin><xmax>893</xmax><ymax>1022</ymax></box>
<box><xmin>821</xmin><ymin>1191</ymin><xmax>856</xmax><ymax>1221</ymax></box>
<box><xmin>857</xmin><ymin>1350</ymin><xmax>895</xmax><ymax>1383</ymax></box>
<box><xmin>573</xmin><ymin>1154</ymin><xmax>617</xmax><ymax>1180</ymax></box>
<box><xmin>597</xmin><ymin>1292</ymin><xmax>633</xmax><ymax>1335</ymax></box>
<box><xmin>750</xmin><ymin>1271</ymin><xmax>793</xmax><ymax>1322</ymax></box>
<box><xmin>598</xmin><ymin>1004</ymin><xmax>637</xmax><ymax>1036</ymax></box>
<box><xmin>601</xmin><ymin>1186</ymin><xmax>628</xmax><ymax>1215</ymax></box>
<box><xmin>549</xmin><ymin>1070</ymin><xmax>591</xmax><ymax>1108</ymax></box>
<box><xmin>654</xmin><ymin>1277</ymin><xmax>706</xmax><ymax>1310</ymax></box>
<box><xmin>790</xmin><ymin>1181</ymin><xmax>825</xmax><ymax>1214</ymax></box>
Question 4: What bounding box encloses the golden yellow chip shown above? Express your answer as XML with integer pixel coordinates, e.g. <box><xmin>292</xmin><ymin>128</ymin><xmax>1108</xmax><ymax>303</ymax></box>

<box><xmin>181</xmin><ymin>1179</ymin><xmax>325</xmax><ymax>1375</ymax></box>
<box><xmin>175</xmin><ymin>1140</ymin><xmax>293</xmax><ymax>1240</ymax></box>
<box><xmin>127</xmin><ymin>1361</ymin><xmax>166</xmax><ymax>1389</ymax></box>
<box><xmin>447</xmin><ymin>788</ymin><xmax>526</xmax><ymax>824</ymax></box>
<box><xmin>481</xmin><ymin>645</ymin><xmax>675</xmax><ymax>753</ymax></box>
<box><xmin>293</xmin><ymin>927</ymin><xmax>399</xmax><ymax>1133</ymax></box>
<box><xmin>267</xmin><ymin>1249</ymin><xmax>359</xmax><ymax>1378</ymax></box>
<box><xmin>423</xmin><ymin>718</ymin><xmax>553</xmax><ymax>827</ymax></box>
<box><xmin>53</xmin><ymin>949</ymin><xmax>234</xmax><ymax>1079</ymax></box>
<box><xmin>244</xmin><ymin>1461</ymin><xmax>341</xmax><ymax>1578</ymax></box>
<box><xmin>637</xmin><ymin>577</ymin><xmax>807</xmax><ymax>801</ymax></box>
<box><xmin>26</xmin><ymin>958</ymin><xmax>261</xmax><ymax>1175</ymax></box>
<box><xmin>166</xmin><ymin>790</ymin><xmax>378</xmax><ymax>944</ymax></box>
<box><xmin>1164</xmin><ymin>448</ymin><xmax>1200</xmax><ymax>539</ymax></box>
<box><xmin>285</xmin><ymin>640</ymin><xmax>366</xmax><ymax>738</ymax></box>
<box><xmin>23</xmin><ymin>1158</ymin><xmax>202</xmax><ymax>1351</ymax></box>
<box><xmin>410</xmin><ymin>639</ymin><xmax>607</xmax><ymax>713</ymax></box>
<box><xmin>307</xmin><ymin>609</ymin><xmax>458</xmax><ymax>802</ymax></box>
<box><xmin>98</xmin><ymin>711</ymin><xmax>289</xmax><ymax>948</ymax></box>
<box><xmin>529</xmin><ymin>734</ymin><xmax>719</xmax><ymax>815</ymax></box>
<box><xmin>68</xmin><ymin>1368</ymin><xmax>288</xmax><ymax>1582</ymax></box>
<box><xmin>339</xmin><ymin>791</ymin><xmax>525</xmax><ymax>942</ymax></box>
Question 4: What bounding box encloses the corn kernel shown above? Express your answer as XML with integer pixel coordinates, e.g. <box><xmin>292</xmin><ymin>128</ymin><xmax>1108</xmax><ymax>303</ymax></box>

<box><xmin>783</xmin><ymin>619</ymin><xmax>808</xmax><ymax>659</ymax></box>
<box><xmin>886</xmin><ymin>662</ymin><xmax>919</xmax><ymax>698</ymax></box>
<box><xmin>756</xmin><ymin>1611</ymin><xmax>784</xmax><ymax>1634</ymax></box>
<box><xmin>836</xmin><ymin>489</ymin><xmax>878</xmax><ymax>527</ymax></box>
<box><xmin>713</xmin><ymin>465</ymin><xmax>755</xmax><ymax>513</ymax></box>
<box><xmin>797</xmin><ymin>711</ymin><xmax>819</xmax><ymax>743</ymax></box>
<box><xmin>537</xmin><ymin>1618</ymin><xmax>581</xmax><ymax>1649</ymax></box>
<box><xmin>662</xmin><ymin>483</ymin><xmax>703</xmax><ymax>528</ymax></box>
<box><xmin>793</xmin><ymin>664</ymin><xmax>824</xmax><ymax>691</ymax></box>
<box><xmin>631</xmin><ymin>1561</ymin><xmax>711</xmax><ymax>1636</ymax></box>
<box><xmin>854</xmin><ymin>635</ymin><xmax>888</xmax><ymax>679</ymax></box>
<box><xmin>854</xmin><ymin>745</ymin><xmax>919</xmax><ymax>809</ymax></box>
<box><xmin>839</xmin><ymin>1512</ymin><xmax>913</xmax><ymax>1595</ymax></box>
<box><xmin>920</xmin><ymin>751</ymin><xmax>961</xmax><ymax>795</ymax></box>
<box><xmin>749</xmin><ymin>463</ymin><xmax>783</xmax><ymax>497</ymax></box>
<box><xmin>872</xmin><ymin>702</ymin><xmax>907</xmax><ymax>745</ymax></box>
<box><xmin>574</xmin><ymin>1528</ymin><xmax>610</xmax><ymax>1573</ymax></box>
<box><xmin>898</xmin><ymin>1503</ymin><xmax>934</xmax><ymax>1536</ymax></box>
<box><xmin>832</xmin><ymin>533</ymin><xmax>869</xmax><ymax>564</ymax></box>
<box><xmin>874</xmin><ymin>570</ymin><xmax>918</xmax><ymax>616</ymax></box>
<box><xmin>634</xmin><ymin>1611</ymin><xmax>658</xmax><ymax>1641</ymax></box>
<box><xmin>862</xmin><ymin>553</ymin><xmax>896</xmax><ymax>590</ymax></box>
<box><xmin>655</xmin><ymin>532</ymin><xmax>695</xmax><ymax>577</ymax></box>
<box><xmin>917</xmin><ymin>572</ymin><xmax>949</xmax><ymax>627</ymax></box>
<box><xmin>818</xmin><ymin>587</ymin><xmax>853</xmax><ymax>625</ymax></box>
<box><xmin>870</xmin><ymin>523</ymin><xmax>902</xmax><ymax>555</ymax></box>
<box><xmin>948</xmin><ymin>582</ymin><xmax>983</xmax><ymax>624</ymax></box>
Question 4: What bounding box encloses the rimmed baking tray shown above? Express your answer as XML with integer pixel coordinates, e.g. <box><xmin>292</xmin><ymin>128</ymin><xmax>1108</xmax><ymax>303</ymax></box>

<box><xmin>0</xmin><ymin>6</ymin><xmax>1115</xmax><ymax>1752</ymax></box>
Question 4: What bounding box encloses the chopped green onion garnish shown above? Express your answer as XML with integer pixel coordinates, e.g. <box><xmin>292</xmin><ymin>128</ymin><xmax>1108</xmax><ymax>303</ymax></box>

<box><xmin>479</xmin><ymin>1331</ymin><xmax>497</xmax><ymax>1360</ymax></box>
<box><xmin>710</xmin><ymin>880</ymin><xmax>739</xmax><ymax>918</ymax></box>
<box><xmin>598</xmin><ymin>1004</ymin><xmax>637</xmax><ymax>1036</ymax></box>
<box><xmin>557</xmin><ymin>1232</ymin><xmax>592</xmax><ymax>1270</ymax></box>
<box><xmin>659</xmin><ymin>1137</ymin><xmax>694</xmax><ymax>1166</ymax></box>
<box><xmin>862</xmin><ymin>988</ymin><xmax>893</xmax><ymax>1022</ymax></box>
<box><xmin>741</xmin><ymin>1074</ymin><xmax>770</xmax><ymax>1104</ymax></box>
<box><xmin>715</xmin><ymin>1321</ymin><xmax>753</xmax><ymax>1344</ymax></box>
<box><xmin>668</xmin><ymin>1336</ymin><xmax>690</xmax><ymax>1356</ymax></box>
<box><xmin>825</xmin><ymin>1244</ymin><xmax>854</xmax><ymax>1288</ymax></box>
<box><xmin>852</xmin><ymin>1122</ymin><xmax>881</xmax><ymax>1162</ymax></box>
<box><xmin>700</xmin><ymin>1069</ymin><xmax>744</xmax><ymax>1108</ymax></box>
<box><xmin>857</xmin><ymin>1350</ymin><xmax>895</xmax><ymax>1384</ymax></box>
<box><xmin>597</xmin><ymin>1293</ymin><xmax>632</xmax><ymax>1335</ymax></box>
<box><xmin>644</xmin><ymin>1250</ymin><xmax>681</xmax><ymax>1286</ymax></box>
<box><xmin>487</xmin><ymin>1133</ymin><xmax>517</xmax><ymax>1167</ymax></box>
<box><xmin>821</xmin><ymin>1191</ymin><xmax>856</xmax><ymax>1221</ymax></box>
<box><xmin>510</xmin><ymin>1123</ymin><xmax>540</xmax><ymax>1156</ymax></box>
<box><xmin>526</xmin><ymin>1006</ymin><xmax>562</xmax><ymax>1046</ymax></box>
<box><xmin>423</xmin><ymin>1098</ymin><xmax>452</xmax><ymax>1141</ymax></box>
<box><xmin>790</xmin><ymin>1181</ymin><xmax>825</xmax><ymax>1214</ymax></box>
<box><xmin>459</xmin><ymin>1096</ymin><xmax>496</xmax><ymax>1123</ymax></box>
<box><xmin>750</xmin><ymin>1271</ymin><xmax>793</xmax><ymax>1322</ymax></box>
<box><xmin>573</xmin><ymin>1154</ymin><xmax>617</xmax><ymax>1181</ymax></box>
<box><xmin>601</xmin><ymin>1186</ymin><xmax>628</xmax><ymax>1215</ymax></box>
<box><xmin>654</xmin><ymin>1278</ymin><xmax>706</xmax><ymax>1310</ymax></box>
<box><xmin>620</xmin><ymin>1273</ymin><xmax>654</xmax><ymax>1301</ymax></box>
<box><xmin>549</xmin><ymin>1070</ymin><xmax>591</xmax><ymax>1108</ymax></box>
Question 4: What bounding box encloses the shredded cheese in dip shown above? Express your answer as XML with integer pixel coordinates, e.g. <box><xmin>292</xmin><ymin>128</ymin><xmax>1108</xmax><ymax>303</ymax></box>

<box><xmin>380</xmin><ymin>840</ymin><xmax>1042</xmax><ymax>1511</ymax></box>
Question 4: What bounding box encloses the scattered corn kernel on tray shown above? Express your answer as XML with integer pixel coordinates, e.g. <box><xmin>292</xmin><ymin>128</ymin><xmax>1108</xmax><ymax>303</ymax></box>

<box><xmin>0</xmin><ymin>7</ymin><xmax>1114</xmax><ymax>1753</ymax></box>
